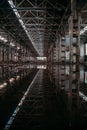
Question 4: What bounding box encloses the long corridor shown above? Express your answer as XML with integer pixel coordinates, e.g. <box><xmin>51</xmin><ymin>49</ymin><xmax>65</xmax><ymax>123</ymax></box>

<box><xmin>1</xmin><ymin>0</ymin><xmax>87</xmax><ymax>130</ymax></box>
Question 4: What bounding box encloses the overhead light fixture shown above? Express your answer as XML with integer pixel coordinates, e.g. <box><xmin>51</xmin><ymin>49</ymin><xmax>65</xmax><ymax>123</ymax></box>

<box><xmin>0</xmin><ymin>82</ymin><xmax>7</xmax><ymax>90</ymax></box>
<box><xmin>10</xmin><ymin>42</ymin><xmax>15</xmax><ymax>47</ymax></box>
<box><xmin>0</xmin><ymin>35</ymin><xmax>7</xmax><ymax>42</ymax></box>
<box><xmin>9</xmin><ymin>77</ymin><xmax>15</xmax><ymax>83</ymax></box>
<box><xmin>17</xmin><ymin>46</ymin><xmax>20</xmax><ymax>50</ymax></box>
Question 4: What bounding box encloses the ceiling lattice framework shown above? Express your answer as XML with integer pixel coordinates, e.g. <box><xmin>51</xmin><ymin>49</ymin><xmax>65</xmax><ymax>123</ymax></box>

<box><xmin>0</xmin><ymin>0</ymin><xmax>87</xmax><ymax>57</ymax></box>
<box><xmin>7</xmin><ymin>0</ymin><xmax>69</xmax><ymax>56</ymax></box>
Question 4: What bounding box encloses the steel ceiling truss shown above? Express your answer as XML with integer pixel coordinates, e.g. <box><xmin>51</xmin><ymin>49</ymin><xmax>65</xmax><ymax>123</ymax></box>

<box><xmin>80</xmin><ymin>2</ymin><xmax>87</xmax><ymax>37</ymax></box>
<box><xmin>9</xmin><ymin>0</ymin><xmax>66</xmax><ymax>56</ymax></box>
<box><xmin>1</xmin><ymin>0</ymin><xmax>87</xmax><ymax>57</ymax></box>
<box><xmin>0</xmin><ymin>2</ymin><xmax>39</xmax><ymax>57</ymax></box>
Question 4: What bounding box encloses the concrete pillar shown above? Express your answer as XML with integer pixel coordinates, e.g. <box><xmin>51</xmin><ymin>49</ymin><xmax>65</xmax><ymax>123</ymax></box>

<box><xmin>68</xmin><ymin>0</ymin><xmax>81</xmax><ymax>64</ymax></box>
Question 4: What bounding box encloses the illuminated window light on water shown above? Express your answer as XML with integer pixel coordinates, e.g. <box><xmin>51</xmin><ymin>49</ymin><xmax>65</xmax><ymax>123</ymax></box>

<box><xmin>3</xmin><ymin>82</ymin><xmax>7</xmax><ymax>86</ymax></box>
<box><xmin>4</xmin><ymin>70</ymin><xmax>40</xmax><ymax>130</ymax></box>
<box><xmin>16</xmin><ymin>75</ymin><xmax>20</xmax><ymax>80</ymax></box>
<box><xmin>0</xmin><ymin>82</ymin><xmax>7</xmax><ymax>90</ymax></box>
<box><xmin>9</xmin><ymin>78</ymin><xmax>15</xmax><ymax>83</ymax></box>
<box><xmin>17</xmin><ymin>46</ymin><xmax>20</xmax><ymax>50</ymax></box>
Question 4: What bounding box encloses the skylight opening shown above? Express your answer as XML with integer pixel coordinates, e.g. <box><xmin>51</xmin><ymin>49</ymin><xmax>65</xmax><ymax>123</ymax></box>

<box><xmin>37</xmin><ymin>57</ymin><xmax>47</xmax><ymax>61</ymax></box>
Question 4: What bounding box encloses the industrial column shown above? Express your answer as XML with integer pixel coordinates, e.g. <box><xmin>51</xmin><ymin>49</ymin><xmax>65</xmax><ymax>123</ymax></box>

<box><xmin>68</xmin><ymin>0</ymin><xmax>80</xmax><ymax>127</ymax></box>
<box><xmin>68</xmin><ymin>0</ymin><xmax>81</xmax><ymax>64</ymax></box>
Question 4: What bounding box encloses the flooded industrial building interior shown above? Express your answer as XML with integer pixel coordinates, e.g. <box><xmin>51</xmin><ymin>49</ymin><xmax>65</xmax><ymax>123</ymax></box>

<box><xmin>0</xmin><ymin>0</ymin><xmax>87</xmax><ymax>130</ymax></box>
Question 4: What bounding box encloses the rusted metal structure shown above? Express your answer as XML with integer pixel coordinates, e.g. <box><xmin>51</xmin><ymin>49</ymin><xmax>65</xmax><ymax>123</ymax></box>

<box><xmin>0</xmin><ymin>0</ymin><xmax>87</xmax><ymax>64</ymax></box>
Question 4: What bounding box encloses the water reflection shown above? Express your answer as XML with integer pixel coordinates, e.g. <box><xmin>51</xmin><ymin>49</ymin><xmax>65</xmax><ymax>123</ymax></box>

<box><xmin>0</xmin><ymin>64</ymin><xmax>38</xmax><ymax>129</ymax></box>
<box><xmin>0</xmin><ymin>64</ymin><xmax>87</xmax><ymax>129</ymax></box>
<box><xmin>0</xmin><ymin>64</ymin><xmax>37</xmax><ymax>93</ymax></box>
<box><xmin>47</xmin><ymin>64</ymin><xmax>87</xmax><ymax>128</ymax></box>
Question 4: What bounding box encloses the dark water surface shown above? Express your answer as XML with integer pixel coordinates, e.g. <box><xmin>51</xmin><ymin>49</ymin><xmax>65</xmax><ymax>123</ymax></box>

<box><xmin>0</xmin><ymin>64</ymin><xmax>87</xmax><ymax>130</ymax></box>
